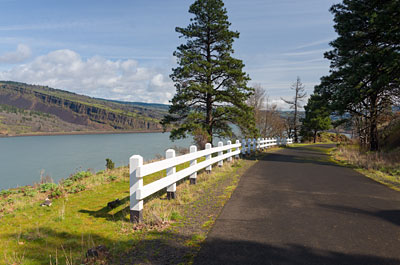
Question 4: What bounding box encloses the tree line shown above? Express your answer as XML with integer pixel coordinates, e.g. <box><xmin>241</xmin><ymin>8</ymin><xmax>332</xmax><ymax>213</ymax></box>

<box><xmin>161</xmin><ymin>0</ymin><xmax>399</xmax><ymax>152</ymax></box>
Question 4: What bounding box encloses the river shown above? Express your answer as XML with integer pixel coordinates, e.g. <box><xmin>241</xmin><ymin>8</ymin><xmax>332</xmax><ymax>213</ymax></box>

<box><xmin>0</xmin><ymin>132</ymin><xmax>193</xmax><ymax>191</ymax></box>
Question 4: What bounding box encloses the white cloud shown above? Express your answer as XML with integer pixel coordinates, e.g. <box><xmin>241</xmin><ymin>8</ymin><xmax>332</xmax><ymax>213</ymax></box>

<box><xmin>282</xmin><ymin>49</ymin><xmax>327</xmax><ymax>57</ymax></box>
<box><xmin>294</xmin><ymin>38</ymin><xmax>333</xmax><ymax>50</ymax></box>
<box><xmin>0</xmin><ymin>49</ymin><xmax>175</xmax><ymax>103</ymax></box>
<box><xmin>0</xmin><ymin>44</ymin><xmax>31</xmax><ymax>63</ymax></box>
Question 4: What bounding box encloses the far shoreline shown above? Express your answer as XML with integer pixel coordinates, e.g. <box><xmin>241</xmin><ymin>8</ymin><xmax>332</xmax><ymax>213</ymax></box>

<box><xmin>0</xmin><ymin>129</ymin><xmax>166</xmax><ymax>138</ymax></box>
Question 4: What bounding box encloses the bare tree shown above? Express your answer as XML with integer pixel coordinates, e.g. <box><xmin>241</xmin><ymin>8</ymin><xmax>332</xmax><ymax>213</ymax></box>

<box><xmin>281</xmin><ymin>77</ymin><xmax>307</xmax><ymax>142</ymax></box>
<box><xmin>247</xmin><ymin>84</ymin><xmax>286</xmax><ymax>138</ymax></box>
<box><xmin>247</xmin><ymin>84</ymin><xmax>266</xmax><ymax>130</ymax></box>
<box><xmin>262</xmin><ymin>97</ymin><xmax>286</xmax><ymax>138</ymax></box>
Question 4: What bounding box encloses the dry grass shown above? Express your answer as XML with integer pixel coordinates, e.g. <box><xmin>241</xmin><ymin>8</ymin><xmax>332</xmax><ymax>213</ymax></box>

<box><xmin>333</xmin><ymin>144</ymin><xmax>400</xmax><ymax>190</ymax></box>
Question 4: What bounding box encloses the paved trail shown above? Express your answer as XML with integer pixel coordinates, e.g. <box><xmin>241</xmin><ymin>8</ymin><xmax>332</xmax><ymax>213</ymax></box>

<box><xmin>194</xmin><ymin>144</ymin><xmax>400</xmax><ymax>265</ymax></box>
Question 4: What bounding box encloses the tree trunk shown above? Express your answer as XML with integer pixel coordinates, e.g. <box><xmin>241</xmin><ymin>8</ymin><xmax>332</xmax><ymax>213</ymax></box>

<box><xmin>369</xmin><ymin>117</ymin><xmax>378</xmax><ymax>151</ymax></box>
<box><xmin>313</xmin><ymin>130</ymin><xmax>317</xmax><ymax>143</ymax></box>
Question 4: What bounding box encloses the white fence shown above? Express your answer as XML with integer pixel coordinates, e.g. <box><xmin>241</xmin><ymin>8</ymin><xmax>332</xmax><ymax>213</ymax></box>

<box><xmin>129</xmin><ymin>137</ymin><xmax>292</xmax><ymax>222</ymax></box>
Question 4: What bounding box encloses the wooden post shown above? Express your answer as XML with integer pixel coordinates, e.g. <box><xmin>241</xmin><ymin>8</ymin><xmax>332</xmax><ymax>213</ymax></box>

<box><xmin>190</xmin><ymin>145</ymin><xmax>197</xmax><ymax>184</ymax></box>
<box><xmin>218</xmin><ymin>141</ymin><xmax>223</xmax><ymax>167</ymax></box>
<box><xmin>241</xmin><ymin>139</ymin><xmax>246</xmax><ymax>156</ymax></box>
<box><xmin>166</xmin><ymin>149</ymin><xmax>176</xmax><ymax>199</ymax></box>
<box><xmin>236</xmin><ymin>140</ymin><xmax>240</xmax><ymax>159</ymax></box>
<box><xmin>130</xmin><ymin>155</ymin><xmax>143</xmax><ymax>223</ymax></box>
<box><xmin>247</xmin><ymin>138</ymin><xmax>252</xmax><ymax>155</ymax></box>
<box><xmin>205</xmin><ymin>143</ymin><xmax>212</xmax><ymax>173</ymax></box>
<box><xmin>227</xmin><ymin>140</ymin><xmax>232</xmax><ymax>162</ymax></box>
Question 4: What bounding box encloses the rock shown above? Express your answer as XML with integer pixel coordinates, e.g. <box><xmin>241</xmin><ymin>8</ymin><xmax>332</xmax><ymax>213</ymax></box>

<box><xmin>107</xmin><ymin>198</ymin><xmax>120</xmax><ymax>209</ymax></box>
<box><xmin>40</xmin><ymin>198</ymin><xmax>52</xmax><ymax>207</ymax></box>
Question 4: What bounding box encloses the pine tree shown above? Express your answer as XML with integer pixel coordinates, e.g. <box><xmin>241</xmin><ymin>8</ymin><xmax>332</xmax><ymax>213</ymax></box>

<box><xmin>315</xmin><ymin>0</ymin><xmax>400</xmax><ymax>151</ymax></box>
<box><xmin>301</xmin><ymin>94</ymin><xmax>331</xmax><ymax>143</ymax></box>
<box><xmin>161</xmin><ymin>0</ymin><xmax>257</xmax><ymax>148</ymax></box>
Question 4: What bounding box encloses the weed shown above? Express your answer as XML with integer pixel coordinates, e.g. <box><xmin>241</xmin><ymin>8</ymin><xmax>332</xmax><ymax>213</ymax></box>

<box><xmin>24</xmin><ymin>187</ymin><xmax>37</xmax><ymax>197</ymax></box>
<box><xmin>170</xmin><ymin>211</ymin><xmax>183</xmax><ymax>221</ymax></box>
<box><xmin>39</xmin><ymin>183</ymin><xmax>58</xmax><ymax>193</ymax></box>
<box><xmin>50</xmin><ymin>187</ymin><xmax>63</xmax><ymax>198</ymax></box>
<box><xmin>70</xmin><ymin>171</ymin><xmax>92</xmax><ymax>182</ymax></box>
<box><xmin>107</xmin><ymin>175</ymin><xmax>117</xmax><ymax>182</ymax></box>
<box><xmin>62</xmin><ymin>179</ymin><xmax>74</xmax><ymax>187</ymax></box>
<box><xmin>0</xmin><ymin>189</ymin><xmax>11</xmax><ymax>197</ymax></box>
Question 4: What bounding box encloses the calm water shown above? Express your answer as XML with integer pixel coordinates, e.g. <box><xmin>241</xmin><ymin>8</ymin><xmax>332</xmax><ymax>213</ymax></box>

<box><xmin>0</xmin><ymin>132</ymin><xmax>193</xmax><ymax>191</ymax></box>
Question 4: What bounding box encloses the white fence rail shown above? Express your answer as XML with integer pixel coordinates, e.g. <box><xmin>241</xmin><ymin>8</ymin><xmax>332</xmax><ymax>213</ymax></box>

<box><xmin>129</xmin><ymin>137</ymin><xmax>292</xmax><ymax>222</ymax></box>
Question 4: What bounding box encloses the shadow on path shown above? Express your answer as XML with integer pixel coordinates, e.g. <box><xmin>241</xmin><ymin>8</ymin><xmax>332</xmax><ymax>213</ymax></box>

<box><xmin>194</xmin><ymin>238</ymin><xmax>400</xmax><ymax>265</ymax></box>
<box><xmin>318</xmin><ymin>204</ymin><xmax>400</xmax><ymax>226</ymax></box>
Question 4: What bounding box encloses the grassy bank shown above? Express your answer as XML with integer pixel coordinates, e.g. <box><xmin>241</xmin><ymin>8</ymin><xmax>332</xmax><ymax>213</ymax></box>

<box><xmin>332</xmin><ymin>144</ymin><xmax>400</xmax><ymax>191</ymax></box>
<box><xmin>0</xmin><ymin>149</ymin><xmax>270</xmax><ymax>264</ymax></box>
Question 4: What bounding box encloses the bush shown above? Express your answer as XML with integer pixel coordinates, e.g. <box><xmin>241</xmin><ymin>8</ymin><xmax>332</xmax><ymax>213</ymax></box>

<box><xmin>106</xmin><ymin>158</ymin><xmax>115</xmax><ymax>170</ymax></box>
<box><xmin>39</xmin><ymin>183</ymin><xmax>58</xmax><ymax>193</ymax></box>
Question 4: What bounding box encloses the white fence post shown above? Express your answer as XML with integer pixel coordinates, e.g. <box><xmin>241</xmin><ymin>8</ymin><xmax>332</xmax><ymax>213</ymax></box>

<box><xmin>227</xmin><ymin>140</ymin><xmax>232</xmax><ymax>162</ymax></box>
<box><xmin>247</xmin><ymin>138</ymin><xmax>252</xmax><ymax>155</ymax></box>
<box><xmin>190</xmin><ymin>145</ymin><xmax>197</xmax><ymax>184</ymax></box>
<box><xmin>257</xmin><ymin>138</ymin><xmax>261</xmax><ymax>150</ymax></box>
<box><xmin>241</xmin><ymin>139</ymin><xmax>246</xmax><ymax>156</ymax></box>
<box><xmin>252</xmin><ymin>138</ymin><xmax>256</xmax><ymax>152</ymax></box>
<box><xmin>130</xmin><ymin>155</ymin><xmax>143</xmax><ymax>223</ymax></box>
<box><xmin>206</xmin><ymin>143</ymin><xmax>212</xmax><ymax>173</ymax></box>
<box><xmin>218</xmin><ymin>141</ymin><xmax>224</xmax><ymax>167</ymax></box>
<box><xmin>166</xmin><ymin>149</ymin><xmax>176</xmax><ymax>199</ymax></box>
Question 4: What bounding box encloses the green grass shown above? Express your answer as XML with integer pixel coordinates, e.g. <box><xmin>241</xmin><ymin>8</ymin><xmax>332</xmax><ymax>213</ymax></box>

<box><xmin>0</xmin><ymin>154</ymin><xmax>253</xmax><ymax>264</ymax></box>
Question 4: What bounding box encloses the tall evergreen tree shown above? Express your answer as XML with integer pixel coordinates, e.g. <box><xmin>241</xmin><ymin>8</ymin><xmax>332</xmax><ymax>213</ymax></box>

<box><xmin>315</xmin><ymin>0</ymin><xmax>400</xmax><ymax>151</ymax></box>
<box><xmin>161</xmin><ymin>0</ymin><xmax>256</xmax><ymax>147</ymax></box>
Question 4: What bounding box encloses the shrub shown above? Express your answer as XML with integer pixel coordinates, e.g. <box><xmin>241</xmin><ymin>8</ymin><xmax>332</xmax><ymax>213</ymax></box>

<box><xmin>105</xmin><ymin>158</ymin><xmax>115</xmax><ymax>170</ymax></box>
<box><xmin>39</xmin><ymin>183</ymin><xmax>58</xmax><ymax>193</ymax></box>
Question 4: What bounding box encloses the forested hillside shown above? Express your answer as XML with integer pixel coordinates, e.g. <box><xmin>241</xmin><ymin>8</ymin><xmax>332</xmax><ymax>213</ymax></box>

<box><xmin>0</xmin><ymin>81</ymin><xmax>169</xmax><ymax>136</ymax></box>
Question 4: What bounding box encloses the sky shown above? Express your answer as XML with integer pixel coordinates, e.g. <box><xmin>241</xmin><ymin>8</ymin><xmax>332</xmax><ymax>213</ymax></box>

<box><xmin>0</xmin><ymin>0</ymin><xmax>339</xmax><ymax>109</ymax></box>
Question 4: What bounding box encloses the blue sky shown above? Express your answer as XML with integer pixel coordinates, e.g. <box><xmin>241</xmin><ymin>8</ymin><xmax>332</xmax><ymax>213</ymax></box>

<box><xmin>0</xmin><ymin>0</ymin><xmax>338</xmax><ymax>108</ymax></box>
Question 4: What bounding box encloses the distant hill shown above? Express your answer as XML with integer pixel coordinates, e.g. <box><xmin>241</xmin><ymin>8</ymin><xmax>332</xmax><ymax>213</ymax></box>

<box><xmin>0</xmin><ymin>81</ymin><xmax>168</xmax><ymax>136</ymax></box>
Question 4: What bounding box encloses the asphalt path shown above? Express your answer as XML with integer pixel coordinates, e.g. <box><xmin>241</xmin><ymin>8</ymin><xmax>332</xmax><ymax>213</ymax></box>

<box><xmin>194</xmin><ymin>144</ymin><xmax>400</xmax><ymax>265</ymax></box>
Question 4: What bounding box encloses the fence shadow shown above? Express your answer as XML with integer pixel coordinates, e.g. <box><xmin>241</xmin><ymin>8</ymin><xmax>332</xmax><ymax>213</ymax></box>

<box><xmin>79</xmin><ymin>195</ymin><xmax>130</xmax><ymax>222</ymax></box>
